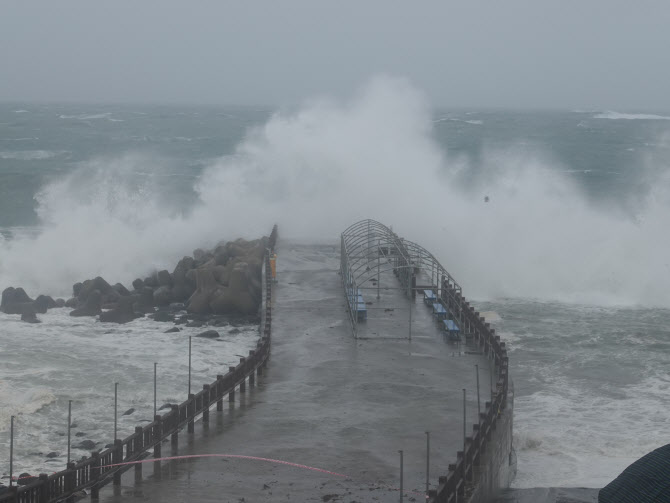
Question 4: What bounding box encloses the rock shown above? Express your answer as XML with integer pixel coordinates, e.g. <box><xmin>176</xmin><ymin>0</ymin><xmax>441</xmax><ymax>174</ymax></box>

<box><xmin>74</xmin><ymin>440</ymin><xmax>96</xmax><ymax>450</ymax></box>
<box><xmin>193</xmin><ymin>248</ymin><xmax>207</xmax><ymax>262</ymax></box>
<box><xmin>172</xmin><ymin>257</ymin><xmax>197</xmax><ymax>302</ymax></box>
<box><xmin>17</xmin><ymin>473</ymin><xmax>35</xmax><ymax>486</ymax></box>
<box><xmin>212</xmin><ymin>265</ymin><xmax>230</xmax><ymax>285</ymax></box>
<box><xmin>55</xmin><ymin>298</ymin><xmax>66</xmax><ymax>308</ymax></box>
<box><xmin>164</xmin><ymin>326</ymin><xmax>180</xmax><ymax>333</ymax></box>
<box><xmin>33</xmin><ymin>295</ymin><xmax>55</xmax><ymax>314</ymax></box>
<box><xmin>187</xmin><ymin>268</ymin><xmax>217</xmax><ymax>314</ymax></box>
<box><xmin>157</xmin><ymin>269</ymin><xmax>172</xmax><ymax>287</ymax></box>
<box><xmin>132</xmin><ymin>278</ymin><xmax>144</xmax><ymax>291</ymax></box>
<box><xmin>122</xmin><ymin>408</ymin><xmax>135</xmax><ymax>416</ymax></box>
<box><xmin>3</xmin><ymin>301</ymin><xmax>35</xmax><ymax>315</ymax></box>
<box><xmin>46</xmin><ymin>451</ymin><xmax>60</xmax><ymax>458</ymax></box>
<box><xmin>1</xmin><ymin>287</ymin><xmax>35</xmax><ymax>314</ymax></box>
<box><xmin>153</xmin><ymin>286</ymin><xmax>173</xmax><ymax>306</ymax></box>
<box><xmin>168</xmin><ymin>302</ymin><xmax>185</xmax><ymax>311</ymax></box>
<box><xmin>152</xmin><ymin>311</ymin><xmax>174</xmax><ymax>323</ymax></box>
<box><xmin>113</xmin><ymin>283</ymin><xmax>131</xmax><ymax>296</ymax></box>
<box><xmin>171</xmin><ymin>284</ymin><xmax>194</xmax><ymax>303</ymax></box>
<box><xmin>143</xmin><ymin>273</ymin><xmax>158</xmax><ymax>288</ymax></box>
<box><xmin>0</xmin><ymin>287</ymin><xmax>14</xmax><ymax>308</ymax></box>
<box><xmin>99</xmin><ymin>296</ymin><xmax>142</xmax><ymax>324</ymax></box>
<box><xmin>173</xmin><ymin>256</ymin><xmax>195</xmax><ymax>281</ymax></box>
<box><xmin>196</xmin><ymin>330</ymin><xmax>219</xmax><ymax>338</ymax></box>
<box><xmin>185</xmin><ymin>268</ymin><xmax>197</xmax><ymax>287</ymax></box>
<box><xmin>130</xmin><ymin>287</ymin><xmax>154</xmax><ymax>314</ymax></box>
<box><xmin>209</xmin><ymin>262</ymin><xmax>257</xmax><ymax>315</ymax></box>
<box><xmin>78</xmin><ymin>277</ymin><xmax>119</xmax><ymax>305</ymax></box>
<box><xmin>229</xmin><ymin>328</ymin><xmax>241</xmax><ymax>334</ymax></box>
<box><xmin>159</xmin><ymin>403</ymin><xmax>176</xmax><ymax>411</ymax></box>
<box><xmin>75</xmin><ymin>432</ymin><xmax>85</xmax><ymax>437</ymax></box>
<box><xmin>21</xmin><ymin>308</ymin><xmax>41</xmax><ymax>323</ymax></box>
<box><xmin>70</xmin><ymin>290</ymin><xmax>102</xmax><ymax>317</ymax></box>
<box><xmin>65</xmin><ymin>297</ymin><xmax>77</xmax><ymax>308</ymax></box>
<box><xmin>15</xmin><ymin>287</ymin><xmax>34</xmax><ymax>304</ymax></box>
<box><xmin>72</xmin><ymin>282</ymin><xmax>83</xmax><ymax>297</ymax></box>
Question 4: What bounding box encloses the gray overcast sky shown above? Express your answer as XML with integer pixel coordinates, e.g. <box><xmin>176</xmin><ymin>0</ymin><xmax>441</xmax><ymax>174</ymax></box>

<box><xmin>1</xmin><ymin>1</ymin><xmax>669</xmax><ymax>110</ymax></box>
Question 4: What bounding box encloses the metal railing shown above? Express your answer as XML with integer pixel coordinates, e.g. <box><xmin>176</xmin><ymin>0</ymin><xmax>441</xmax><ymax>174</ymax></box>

<box><xmin>341</xmin><ymin>220</ymin><xmax>510</xmax><ymax>503</ymax></box>
<box><xmin>1</xmin><ymin>229</ymin><xmax>277</xmax><ymax>503</ymax></box>
<box><xmin>428</xmin><ymin>282</ymin><xmax>510</xmax><ymax>503</ymax></box>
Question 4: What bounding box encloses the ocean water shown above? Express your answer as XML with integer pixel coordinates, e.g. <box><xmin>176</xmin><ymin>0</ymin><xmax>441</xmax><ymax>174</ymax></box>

<box><xmin>1</xmin><ymin>78</ymin><xmax>669</xmax><ymax>488</ymax></box>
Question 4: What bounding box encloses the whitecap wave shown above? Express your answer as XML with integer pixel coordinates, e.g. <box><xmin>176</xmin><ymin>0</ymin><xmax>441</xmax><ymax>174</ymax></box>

<box><xmin>1</xmin><ymin>76</ymin><xmax>670</xmax><ymax>307</ymax></box>
<box><xmin>594</xmin><ymin>111</ymin><xmax>670</xmax><ymax>120</ymax></box>
<box><xmin>59</xmin><ymin>113</ymin><xmax>112</xmax><ymax>120</ymax></box>
<box><xmin>434</xmin><ymin>117</ymin><xmax>483</xmax><ymax>125</ymax></box>
<box><xmin>512</xmin><ymin>371</ymin><xmax>670</xmax><ymax>488</ymax></box>
<box><xmin>0</xmin><ymin>150</ymin><xmax>66</xmax><ymax>160</ymax></box>
<box><xmin>0</xmin><ymin>382</ymin><xmax>56</xmax><ymax>430</ymax></box>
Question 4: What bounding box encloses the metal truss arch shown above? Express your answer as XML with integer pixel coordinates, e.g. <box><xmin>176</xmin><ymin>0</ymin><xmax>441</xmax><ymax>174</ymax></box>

<box><xmin>340</xmin><ymin>219</ymin><xmax>464</xmax><ymax>338</ymax></box>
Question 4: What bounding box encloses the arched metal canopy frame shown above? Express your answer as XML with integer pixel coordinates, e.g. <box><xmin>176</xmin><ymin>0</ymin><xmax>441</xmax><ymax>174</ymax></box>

<box><xmin>340</xmin><ymin>219</ymin><xmax>465</xmax><ymax>338</ymax></box>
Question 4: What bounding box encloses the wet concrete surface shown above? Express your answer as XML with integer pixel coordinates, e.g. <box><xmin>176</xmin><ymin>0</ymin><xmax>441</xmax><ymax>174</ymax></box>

<box><xmin>99</xmin><ymin>242</ymin><xmax>497</xmax><ymax>502</ymax></box>
<box><xmin>494</xmin><ymin>487</ymin><xmax>600</xmax><ymax>503</ymax></box>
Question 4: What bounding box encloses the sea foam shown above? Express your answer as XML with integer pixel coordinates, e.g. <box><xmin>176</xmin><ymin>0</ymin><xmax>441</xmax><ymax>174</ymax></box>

<box><xmin>594</xmin><ymin>111</ymin><xmax>670</xmax><ymax>120</ymax></box>
<box><xmin>0</xmin><ymin>76</ymin><xmax>669</xmax><ymax>308</ymax></box>
<box><xmin>0</xmin><ymin>150</ymin><xmax>65</xmax><ymax>160</ymax></box>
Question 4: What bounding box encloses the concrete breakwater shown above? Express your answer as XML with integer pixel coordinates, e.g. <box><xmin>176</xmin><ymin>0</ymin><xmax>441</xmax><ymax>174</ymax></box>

<box><xmin>0</xmin><ymin>229</ymin><xmax>277</xmax><ymax>503</ymax></box>
<box><xmin>340</xmin><ymin>219</ymin><xmax>513</xmax><ymax>503</ymax></box>
<box><xmin>429</xmin><ymin>278</ymin><xmax>513</xmax><ymax>503</ymax></box>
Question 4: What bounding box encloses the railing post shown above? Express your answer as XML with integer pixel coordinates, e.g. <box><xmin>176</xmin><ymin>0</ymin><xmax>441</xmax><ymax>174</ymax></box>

<box><xmin>462</xmin><ymin>388</ymin><xmax>467</xmax><ymax>487</ymax></box>
<box><xmin>134</xmin><ymin>426</ymin><xmax>144</xmax><ymax>480</ymax></box>
<box><xmin>153</xmin><ymin>415</ymin><xmax>162</xmax><ymax>459</ymax></box>
<box><xmin>90</xmin><ymin>451</ymin><xmax>100</xmax><ymax>500</ymax></box>
<box><xmin>170</xmin><ymin>405</ymin><xmax>179</xmax><ymax>447</ymax></box>
<box><xmin>248</xmin><ymin>351</ymin><xmax>256</xmax><ymax>387</ymax></box>
<box><xmin>228</xmin><ymin>367</ymin><xmax>236</xmax><ymax>402</ymax></box>
<box><xmin>64</xmin><ymin>461</ymin><xmax>76</xmax><ymax>503</ymax></box>
<box><xmin>398</xmin><ymin>450</ymin><xmax>404</xmax><ymax>503</ymax></box>
<box><xmin>113</xmin><ymin>439</ymin><xmax>122</xmax><ymax>485</ymax></box>
<box><xmin>202</xmin><ymin>385</ymin><xmax>210</xmax><ymax>424</ymax></box>
<box><xmin>187</xmin><ymin>394</ymin><xmax>195</xmax><ymax>433</ymax></box>
<box><xmin>239</xmin><ymin>358</ymin><xmax>246</xmax><ymax>392</ymax></box>
<box><xmin>216</xmin><ymin>375</ymin><xmax>224</xmax><ymax>411</ymax></box>
<box><xmin>38</xmin><ymin>473</ymin><xmax>49</xmax><ymax>503</ymax></box>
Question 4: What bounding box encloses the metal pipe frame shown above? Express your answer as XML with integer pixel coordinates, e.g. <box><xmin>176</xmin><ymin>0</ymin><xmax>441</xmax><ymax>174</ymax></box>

<box><xmin>340</xmin><ymin>219</ymin><xmax>465</xmax><ymax>338</ymax></box>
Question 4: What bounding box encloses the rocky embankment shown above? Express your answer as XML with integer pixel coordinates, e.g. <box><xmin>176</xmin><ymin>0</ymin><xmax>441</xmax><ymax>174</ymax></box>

<box><xmin>1</xmin><ymin>231</ymin><xmax>275</xmax><ymax>327</ymax></box>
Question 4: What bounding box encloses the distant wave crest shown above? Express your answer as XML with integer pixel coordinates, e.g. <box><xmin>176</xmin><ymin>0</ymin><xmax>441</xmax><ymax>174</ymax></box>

<box><xmin>0</xmin><ymin>150</ymin><xmax>66</xmax><ymax>160</ymax></box>
<box><xmin>434</xmin><ymin>116</ymin><xmax>483</xmax><ymax>125</ymax></box>
<box><xmin>594</xmin><ymin>111</ymin><xmax>670</xmax><ymax>120</ymax></box>
<box><xmin>59</xmin><ymin>112</ymin><xmax>122</xmax><ymax>121</ymax></box>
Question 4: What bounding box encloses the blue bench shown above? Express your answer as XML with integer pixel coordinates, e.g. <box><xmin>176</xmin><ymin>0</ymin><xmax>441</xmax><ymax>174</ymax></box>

<box><xmin>357</xmin><ymin>302</ymin><xmax>367</xmax><ymax>321</ymax></box>
<box><xmin>423</xmin><ymin>289</ymin><xmax>437</xmax><ymax>305</ymax></box>
<box><xmin>432</xmin><ymin>302</ymin><xmax>447</xmax><ymax>319</ymax></box>
<box><xmin>442</xmin><ymin>319</ymin><xmax>460</xmax><ymax>341</ymax></box>
<box><xmin>347</xmin><ymin>287</ymin><xmax>367</xmax><ymax>321</ymax></box>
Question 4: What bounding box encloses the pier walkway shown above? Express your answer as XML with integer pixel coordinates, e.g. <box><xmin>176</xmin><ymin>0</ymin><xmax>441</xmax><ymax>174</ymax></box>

<box><xmin>99</xmin><ymin>242</ymin><xmax>495</xmax><ymax>503</ymax></box>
